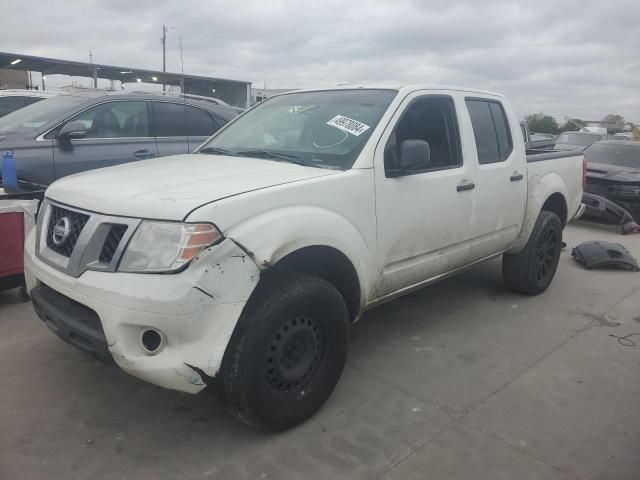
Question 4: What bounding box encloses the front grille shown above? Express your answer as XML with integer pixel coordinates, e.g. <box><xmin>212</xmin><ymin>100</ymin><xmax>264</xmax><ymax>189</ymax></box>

<box><xmin>46</xmin><ymin>205</ymin><xmax>90</xmax><ymax>257</ymax></box>
<box><xmin>99</xmin><ymin>224</ymin><xmax>128</xmax><ymax>264</ymax></box>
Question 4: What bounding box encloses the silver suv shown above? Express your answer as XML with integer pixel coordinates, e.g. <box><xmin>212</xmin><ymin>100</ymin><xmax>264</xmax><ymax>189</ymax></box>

<box><xmin>0</xmin><ymin>91</ymin><xmax>240</xmax><ymax>185</ymax></box>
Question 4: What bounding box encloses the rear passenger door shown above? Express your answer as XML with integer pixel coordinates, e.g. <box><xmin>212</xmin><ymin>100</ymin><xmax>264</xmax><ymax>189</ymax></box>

<box><xmin>186</xmin><ymin>106</ymin><xmax>223</xmax><ymax>151</ymax></box>
<box><xmin>151</xmin><ymin>102</ymin><xmax>222</xmax><ymax>156</ymax></box>
<box><xmin>51</xmin><ymin>100</ymin><xmax>158</xmax><ymax>180</ymax></box>
<box><xmin>465</xmin><ymin>98</ymin><xmax>526</xmax><ymax>260</ymax></box>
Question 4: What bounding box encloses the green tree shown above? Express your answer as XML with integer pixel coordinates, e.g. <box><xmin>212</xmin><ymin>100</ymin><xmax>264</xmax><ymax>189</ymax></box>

<box><xmin>525</xmin><ymin>113</ymin><xmax>559</xmax><ymax>134</ymax></box>
<box><xmin>601</xmin><ymin>114</ymin><xmax>625</xmax><ymax>134</ymax></box>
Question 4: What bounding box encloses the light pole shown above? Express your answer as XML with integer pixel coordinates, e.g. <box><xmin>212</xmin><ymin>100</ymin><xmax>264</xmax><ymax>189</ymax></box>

<box><xmin>161</xmin><ymin>24</ymin><xmax>167</xmax><ymax>91</ymax></box>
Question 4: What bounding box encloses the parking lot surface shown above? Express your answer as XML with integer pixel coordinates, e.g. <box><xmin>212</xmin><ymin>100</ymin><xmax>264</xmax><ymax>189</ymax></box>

<box><xmin>1</xmin><ymin>222</ymin><xmax>639</xmax><ymax>480</ymax></box>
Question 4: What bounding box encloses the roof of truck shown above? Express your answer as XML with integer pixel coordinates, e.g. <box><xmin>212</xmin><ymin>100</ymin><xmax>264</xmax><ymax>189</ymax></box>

<box><xmin>283</xmin><ymin>84</ymin><xmax>505</xmax><ymax>98</ymax></box>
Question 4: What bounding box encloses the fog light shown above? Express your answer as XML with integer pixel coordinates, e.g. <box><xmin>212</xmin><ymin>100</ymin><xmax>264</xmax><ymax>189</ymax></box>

<box><xmin>140</xmin><ymin>329</ymin><xmax>163</xmax><ymax>354</ymax></box>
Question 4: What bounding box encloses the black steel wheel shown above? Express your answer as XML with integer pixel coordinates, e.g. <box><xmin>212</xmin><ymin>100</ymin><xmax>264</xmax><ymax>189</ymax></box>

<box><xmin>266</xmin><ymin>316</ymin><xmax>324</xmax><ymax>395</ymax></box>
<box><xmin>534</xmin><ymin>228</ymin><xmax>559</xmax><ymax>284</ymax></box>
<box><xmin>219</xmin><ymin>273</ymin><xmax>349</xmax><ymax>432</ymax></box>
<box><xmin>503</xmin><ymin>210</ymin><xmax>563</xmax><ymax>295</ymax></box>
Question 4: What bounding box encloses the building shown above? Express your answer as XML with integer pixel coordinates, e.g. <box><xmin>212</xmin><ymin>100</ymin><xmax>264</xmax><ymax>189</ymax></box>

<box><xmin>251</xmin><ymin>88</ymin><xmax>296</xmax><ymax>105</ymax></box>
<box><xmin>0</xmin><ymin>68</ymin><xmax>28</xmax><ymax>89</ymax></box>
<box><xmin>1</xmin><ymin>52</ymin><xmax>252</xmax><ymax>108</ymax></box>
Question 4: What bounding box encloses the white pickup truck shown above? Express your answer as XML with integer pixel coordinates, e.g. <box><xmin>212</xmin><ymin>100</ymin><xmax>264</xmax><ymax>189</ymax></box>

<box><xmin>25</xmin><ymin>85</ymin><xmax>584</xmax><ymax>431</ymax></box>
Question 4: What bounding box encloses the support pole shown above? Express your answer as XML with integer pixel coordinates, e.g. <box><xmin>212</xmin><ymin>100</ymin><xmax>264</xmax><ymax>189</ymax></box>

<box><xmin>162</xmin><ymin>24</ymin><xmax>167</xmax><ymax>92</ymax></box>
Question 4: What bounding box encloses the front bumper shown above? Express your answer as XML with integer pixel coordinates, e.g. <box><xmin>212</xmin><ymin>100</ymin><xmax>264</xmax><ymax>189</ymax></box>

<box><xmin>24</xmin><ymin>228</ymin><xmax>261</xmax><ymax>393</ymax></box>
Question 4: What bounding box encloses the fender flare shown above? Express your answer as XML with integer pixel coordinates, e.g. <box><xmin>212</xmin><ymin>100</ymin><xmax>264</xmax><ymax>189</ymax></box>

<box><xmin>508</xmin><ymin>172</ymin><xmax>568</xmax><ymax>254</ymax></box>
<box><xmin>225</xmin><ymin>205</ymin><xmax>374</xmax><ymax>308</ymax></box>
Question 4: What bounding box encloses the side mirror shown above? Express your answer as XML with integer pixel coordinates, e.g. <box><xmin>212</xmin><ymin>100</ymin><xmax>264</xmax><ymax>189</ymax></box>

<box><xmin>399</xmin><ymin>139</ymin><xmax>431</xmax><ymax>171</ymax></box>
<box><xmin>58</xmin><ymin>121</ymin><xmax>87</xmax><ymax>142</ymax></box>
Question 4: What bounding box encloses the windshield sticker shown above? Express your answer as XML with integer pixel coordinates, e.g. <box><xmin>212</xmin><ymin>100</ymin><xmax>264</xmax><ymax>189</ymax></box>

<box><xmin>326</xmin><ymin>115</ymin><xmax>370</xmax><ymax>136</ymax></box>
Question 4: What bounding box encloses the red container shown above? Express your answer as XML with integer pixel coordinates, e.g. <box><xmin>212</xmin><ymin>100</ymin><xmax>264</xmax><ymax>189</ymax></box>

<box><xmin>0</xmin><ymin>212</ymin><xmax>25</xmax><ymax>286</ymax></box>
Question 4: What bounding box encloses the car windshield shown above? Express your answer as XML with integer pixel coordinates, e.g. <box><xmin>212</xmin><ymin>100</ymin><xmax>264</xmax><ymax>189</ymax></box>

<box><xmin>0</xmin><ymin>95</ymin><xmax>86</xmax><ymax>135</ymax></box>
<box><xmin>555</xmin><ymin>132</ymin><xmax>602</xmax><ymax>146</ymax></box>
<box><xmin>585</xmin><ymin>143</ymin><xmax>640</xmax><ymax>168</ymax></box>
<box><xmin>198</xmin><ymin>89</ymin><xmax>397</xmax><ymax>169</ymax></box>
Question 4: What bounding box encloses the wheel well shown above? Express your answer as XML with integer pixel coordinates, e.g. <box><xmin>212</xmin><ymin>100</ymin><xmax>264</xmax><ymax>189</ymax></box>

<box><xmin>264</xmin><ymin>246</ymin><xmax>361</xmax><ymax>321</ymax></box>
<box><xmin>541</xmin><ymin>193</ymin><xmax>567</xmax><ymax>226</ymax></box>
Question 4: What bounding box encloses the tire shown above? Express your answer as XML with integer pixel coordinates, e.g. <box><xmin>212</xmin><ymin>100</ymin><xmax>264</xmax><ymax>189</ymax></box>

<box><xmin>502</xmin><ymin>210</ymin><xmax>563</xmax><ymax>295</ymax></box>
<box><xmin>219</xmin><ymin>272</ymin><xmax>350</xmax><ymax>432</ymax></box>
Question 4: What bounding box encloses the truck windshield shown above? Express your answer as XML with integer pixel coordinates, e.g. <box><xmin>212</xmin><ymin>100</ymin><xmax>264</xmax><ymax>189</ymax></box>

<box><xmin>198</xmin><ymin>89</ymin><xmax>397</xmax><ymax>169</ymax></box>
<box><xmin>0</xmin><ymin>95</ymin><xmax>86</xmax><ymax>135</ymax></box>
<box><xmin>584</xmin><ymin>143</ymin><xmax>640</xmax><ymax>168</ymax></box>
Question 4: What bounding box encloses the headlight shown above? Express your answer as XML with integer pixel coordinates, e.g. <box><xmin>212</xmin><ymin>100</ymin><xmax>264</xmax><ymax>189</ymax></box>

<box><xmin>118</xmin><ymin>221</ymin><xmax>223</xmax><ymax>273</ymax></box>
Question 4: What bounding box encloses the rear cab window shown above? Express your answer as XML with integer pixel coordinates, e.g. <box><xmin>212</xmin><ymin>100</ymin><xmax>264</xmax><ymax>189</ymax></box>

<box><xmin>465</xmin><ymin>98</ymin><xmax>513</xmax><ymax>164</ymax></box>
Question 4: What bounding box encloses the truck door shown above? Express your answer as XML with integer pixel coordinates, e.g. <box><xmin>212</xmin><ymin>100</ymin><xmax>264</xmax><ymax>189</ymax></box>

<box><xmin>373</xmin><ymin>92</ymin><xmax>478</xmax><ymax>298</ymax></box>
<box><xmin>464</xmin><ymin>98</ymin><xmax>526</xmax><ymax>260</ymax></box>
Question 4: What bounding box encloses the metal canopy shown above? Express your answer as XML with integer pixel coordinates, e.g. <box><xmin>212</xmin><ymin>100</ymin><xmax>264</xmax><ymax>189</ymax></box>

<box><xmin>0</xmin><ymin>51</ymin><xmax>252</xmax><ymax>107</ymax></box>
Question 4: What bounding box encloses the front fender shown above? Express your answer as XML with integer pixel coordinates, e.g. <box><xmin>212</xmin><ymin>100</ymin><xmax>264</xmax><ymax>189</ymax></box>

<box><xmin>223</xmin><ymin>205</ymin><xmax>374</xmax><ymax>306</ymax></box>
<box><xmin>508</xmin><ymin>172</ymin><xmax>568</xmax><ymax>254</ymax></box>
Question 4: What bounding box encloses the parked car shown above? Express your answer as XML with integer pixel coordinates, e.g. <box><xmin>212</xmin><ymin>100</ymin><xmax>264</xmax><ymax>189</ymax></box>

<box><xmin>612</xmin><ymin>133</ymin><xmax>633</xmax><ymax>141</ymax></box>
<box><xmin>25</xmin><ymin>85</ymin><xmax>584</xmax><ymax>431</ymax></box>
<box><xmin>0</xmin><ymin>89</ymin><xmax>59</xmax><ymax>117</ymax></box>
<box><xmin>584</xmin><ymin>140</ymin><xmax>640</xmax><ymax>221</ymax></box>
<box><xmin>553</xmin><ymin>131</ymin><xmax>605</xmax><ymax>151</ymax></box>
<box><xmin>0</xmin><ymin>91</ymin><xmax>240</xmax><ymax>185</ymax></box>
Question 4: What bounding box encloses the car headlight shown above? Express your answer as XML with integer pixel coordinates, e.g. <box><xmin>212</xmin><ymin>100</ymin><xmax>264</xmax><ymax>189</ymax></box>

<box><xmin>118</xmin><ymin>221</ymin><xmax>223</xmax><ymax>273</ymax></box>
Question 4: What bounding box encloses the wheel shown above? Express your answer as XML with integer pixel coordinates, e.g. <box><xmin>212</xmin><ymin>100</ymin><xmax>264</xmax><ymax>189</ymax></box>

<box><xmin>502</xmin><ymin>210</ymin><xmax>563</xmax><ymax>295</ymax></box>
<box><xmin>219</xmin><ymin>272</ymin><xmax>350</xmax><ymax>432</ymax></box>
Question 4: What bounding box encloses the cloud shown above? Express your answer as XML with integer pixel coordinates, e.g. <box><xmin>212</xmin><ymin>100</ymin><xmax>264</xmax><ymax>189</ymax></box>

<box><xmin>2</xmin><ymin>0</ymin><xmax>638</xmax><ymax>121</ymax></box>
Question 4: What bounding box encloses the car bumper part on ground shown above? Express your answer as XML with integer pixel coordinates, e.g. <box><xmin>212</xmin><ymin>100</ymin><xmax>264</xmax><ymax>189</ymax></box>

<box><xmin>24</xmin><ymin>228</ymin><xmax>261</xmax><ymax>393</ymax></box>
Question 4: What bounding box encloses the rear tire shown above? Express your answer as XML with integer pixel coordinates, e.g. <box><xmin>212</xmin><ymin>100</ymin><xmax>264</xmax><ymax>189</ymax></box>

<box><xmin>219</xmin><ymin>272</ymin><xmax>349</xmax><ymax>432</ymax></box>
<box><xmin>502</xmin><ymin>211</ymin><xmax>563</xmax><ymax>295</ymax></box>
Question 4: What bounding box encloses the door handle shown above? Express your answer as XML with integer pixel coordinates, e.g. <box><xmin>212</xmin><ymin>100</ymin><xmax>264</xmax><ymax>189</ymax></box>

<box><xmin>510</xmin><ymin>173</ymin><xmax>524</xmax><ymax>182</ymax></box>
<box><xmin>456</xmin><ymin>182</ymin><xmax>475</xmax><ymax>192</ymax></box>
<box><xmin>133</xmin><ymin>149</ymin><xmax>156</xmax><ymax>159</ymax></box>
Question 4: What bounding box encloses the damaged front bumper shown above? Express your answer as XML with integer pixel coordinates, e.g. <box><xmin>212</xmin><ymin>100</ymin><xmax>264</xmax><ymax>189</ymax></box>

<box><xmin>585</xmin><ymin>183</ymin><xmax>640</xmax><ymax>222</ymax></box>
<box><xmin>24</xmin><ymin>228</ymin><xmax>261</xmax><ymax>393</ymax></box>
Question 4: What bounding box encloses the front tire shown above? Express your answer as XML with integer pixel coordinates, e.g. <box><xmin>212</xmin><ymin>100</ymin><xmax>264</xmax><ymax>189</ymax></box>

<box><xmin>502</xmin><ymin>210</ymin><xmax>563</xmax><ymax>295</ymax></box>
<box><xmin>219</xmin><ymin>272</ymin><xmax>349</xmax><ymax>432</ymax></box>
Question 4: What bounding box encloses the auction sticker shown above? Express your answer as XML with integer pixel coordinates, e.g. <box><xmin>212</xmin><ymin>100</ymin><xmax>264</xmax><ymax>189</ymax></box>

<box><xmin>326</xmin><ymin>115</ymin><xmax>370</xmax><ymax>136</ymax></box>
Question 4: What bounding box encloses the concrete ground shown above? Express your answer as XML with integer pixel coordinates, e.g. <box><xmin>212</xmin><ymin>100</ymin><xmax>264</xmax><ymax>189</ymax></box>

<box><xmin>1</xmin><ymin>221</ymin><xmax>639</xmax><ymax>480</ymax></box>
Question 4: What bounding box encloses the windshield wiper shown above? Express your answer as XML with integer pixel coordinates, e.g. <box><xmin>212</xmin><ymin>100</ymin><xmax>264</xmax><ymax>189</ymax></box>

<box><xmin>235</xmin><ymin>149</ymin><xmax>314</xmax><ymax>167</ymax></box>
<box><xmin>198</xmin><ymin>146</ymin><xmax>234</xmax><ymax>155</ymax></box>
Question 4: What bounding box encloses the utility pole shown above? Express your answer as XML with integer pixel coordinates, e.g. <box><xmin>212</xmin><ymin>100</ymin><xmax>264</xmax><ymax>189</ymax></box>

<box><xmin>162</xmin><ymin>24</ymin><xmax>167</xmax><ymax>91</ymax></box>
<box><xmin>89</xmin><ymin>50</ymin><xmax>97</xmax><ymax>88</ymax></box>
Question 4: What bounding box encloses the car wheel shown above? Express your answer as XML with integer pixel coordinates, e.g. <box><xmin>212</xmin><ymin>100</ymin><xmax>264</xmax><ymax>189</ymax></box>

<box><xmin>502</xmin><ymin>210</ymin><xmax>563</xmax><ymax>295</ymax></box>
<box><xmin>219</xmin><ymin>272</ymin><xmax>349</xmax><ymax>432</ymax></box>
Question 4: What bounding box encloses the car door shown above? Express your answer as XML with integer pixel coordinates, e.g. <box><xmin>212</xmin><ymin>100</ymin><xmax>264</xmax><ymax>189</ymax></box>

<box><xmin>185</xmin><ymin>105</ymin><xmax>224</xmax><ymax>151</ymax></box>
<box><xmin>151</xmin><ymin>102</ymin><xmax>190</xmax><ymax>156</ymax></box>
<box><xmin>51</xmin><ymin>100</ymin><xmax>158</xmax><ymax>180</ymax></box>
<box><xmin>464</xmin><ymin>98</ymin><xmax>526</xmax><ymax>260</ymax></box>
<box><xmin>373</xmin><ymin>91</ymin><xmax>478</xmax><ymax>299</ymax></box>
<box><xmin>152</xmin><ymin>102</ymin><xmax>224</xmax><ymax>155</ymax></box>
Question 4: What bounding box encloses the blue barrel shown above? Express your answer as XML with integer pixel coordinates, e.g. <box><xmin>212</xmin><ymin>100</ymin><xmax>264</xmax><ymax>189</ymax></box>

<box><xmin>2</xmin><ymin>150</ymin><xmax>18</xmax><ymax>191</ymax></box>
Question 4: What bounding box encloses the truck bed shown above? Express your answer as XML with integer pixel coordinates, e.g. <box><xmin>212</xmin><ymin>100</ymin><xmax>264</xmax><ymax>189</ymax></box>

<box><xmin>526</xmin><ymin>148</ymin><xmax>583</xmax><ymax>162</ymax></box>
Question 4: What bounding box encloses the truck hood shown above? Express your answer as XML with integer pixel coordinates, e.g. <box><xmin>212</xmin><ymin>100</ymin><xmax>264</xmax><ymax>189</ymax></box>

<box><xmin>46</xmin><ymin>154</ymin><xmax>339</xmax><ymax>220</ymax></box>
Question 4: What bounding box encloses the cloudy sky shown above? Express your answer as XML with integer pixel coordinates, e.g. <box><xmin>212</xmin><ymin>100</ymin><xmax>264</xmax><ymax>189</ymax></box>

<box><xmin>2</xmin><ymin>0</ymin><xmax>638</xmax><ymax>122</ymax></box>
